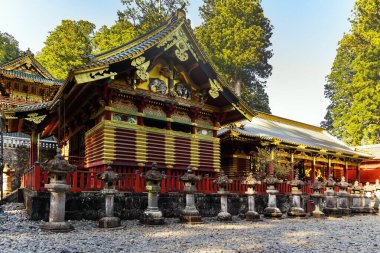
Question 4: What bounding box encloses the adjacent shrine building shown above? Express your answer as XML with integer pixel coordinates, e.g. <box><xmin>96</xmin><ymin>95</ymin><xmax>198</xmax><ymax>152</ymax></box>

<box><xmin>219</xmin><ymin>112</ymin><xmax>372</xmax><ymax>183</ymax></box>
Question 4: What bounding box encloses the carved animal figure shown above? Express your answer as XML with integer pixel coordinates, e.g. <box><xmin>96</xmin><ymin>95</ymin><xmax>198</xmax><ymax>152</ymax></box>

<box><xmin>174</xmin><ymin>82</ymin><xmax>191</xmax><ymax>99</ymax></box>
<box><xmin>149</xmin><ymin>78</ymin><xmax>167</xmax><ymax>94</ymax></box>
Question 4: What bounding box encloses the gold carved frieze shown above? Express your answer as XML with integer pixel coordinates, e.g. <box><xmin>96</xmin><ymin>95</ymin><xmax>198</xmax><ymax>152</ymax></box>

<box><xmin>25</xmin><ymin>113</ymin><xmax>46</xmax><ymax>124</ymax></box>
<box><xmin>112</xmin><ymin>98</ymin><xmax>137</xmax><ymax>112</ymax></box>
<box><xmin>171</xmin><ymin>109</ymin><xmax>191</xmax><ymax>123</ymax></box>
<box><xmin>197</xmin><ymin>115</ymin><xmax>213</xmax><ymax>126</ymax></box>
<box><xmin>144</xmin><ymin>104</ymin><xmax>166</xmax><ymax>118</ymax></box>
<box><xmin>208</xmin><ymin>78</ymin><xmax>222</xmax><ymax>99</ymax></box>
<box><xmin>158</xmin><ymin>27</ymin><xmax>199</xmax><ymax>62</ymax></box>
<box><xmin>131</xmin><ymin>56</ymin><xmax>150</xmax><ymax>81</ymax></box>
<box><xmin>75</xmin><ymin>67</ymin><xmax>116</xmax><ymax>84</ymax></box>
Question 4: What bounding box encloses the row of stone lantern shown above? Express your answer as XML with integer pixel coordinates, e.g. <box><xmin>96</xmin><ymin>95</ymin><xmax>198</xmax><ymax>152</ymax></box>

<box><xmin>323</xmin><ymin>176</ymin><xmax>380</xmax><ymax>216</ymax></box>
<box><xmin>41</xmin><ymin>154</ymin><xmax>380</xmax><ymax>232</ymax></box>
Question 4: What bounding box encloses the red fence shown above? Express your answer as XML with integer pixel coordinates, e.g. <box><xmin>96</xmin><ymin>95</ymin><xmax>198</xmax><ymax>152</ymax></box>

<box><xmin>23</xmin><ymin>165</ymin><xmax>327</xmax><ymax>195</ymax></box>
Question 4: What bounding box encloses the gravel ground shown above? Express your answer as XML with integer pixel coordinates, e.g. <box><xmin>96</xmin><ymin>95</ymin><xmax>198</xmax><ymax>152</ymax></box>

<box><xmin>0</xmin><ymin>203</ymin><xmax>379</xmax><ymax>253</ymax></box>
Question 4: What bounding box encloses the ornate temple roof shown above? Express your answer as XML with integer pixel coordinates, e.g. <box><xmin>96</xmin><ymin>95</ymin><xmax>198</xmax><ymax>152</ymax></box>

<box><xmin>218</xmin><ymin>112</ymin><xmax>372</xmax><ymax>159</ymax></box>
<box><xmin>356</xmin><ymin>144</ymin><xmax>380</xmax><ymax>160</ymax></box>
<box><xmin>0</xmin><ymin>49</ymin><xmax>62</xmax><ymax>85</ymax></box>
<box><xmin>51</xmin><ymin>9</ymin><xmax>253</xmax><ymax>122</ymax></box>
<box><xmin>0</xmin><ymin>69</ymin><xmax>63</xmax><ymax>85</ymax></box>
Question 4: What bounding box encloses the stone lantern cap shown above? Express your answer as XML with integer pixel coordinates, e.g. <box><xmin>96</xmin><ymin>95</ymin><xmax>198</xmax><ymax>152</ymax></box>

<box><xmin>351</xmin><ymin>181</ymin><xmax>362</xmax><ymax>193</ymax></box>
<box><xmin>288</xmin><ymin>174</ymin><xmax>304</xmax><ymax>188</ymax></box>
<box><xmin>180</xmin><ymin>166</ymin><xmax>202</xmax><ymax>184</ymax></box>
<box><xmin>242</xmin><ymin>172</ymin><xmax>261</xmax><ymax>188</ymax></box>
<box><xmin>322</xmin><ymin>175</ymin><xmax>336</xmax><ymax>188</ymax></box>
<box><xmin>363</xmin><ymin>182</ymin><xmax>373</xmax><ymax>192</ymax></box>
<box><xmin>144</xmin><ymin>162</ymin><xmax>165</xmax><ymax>182</ymax></box>
<box><xmin>45</xmin><ymin>148</ymin><xmax>76</xmax><ymax>174</ymax></box>
<box><xmin>336</xmin><ymin>176</ymin><xmax>351</xmax><ymax>190</ymax></box>
<box><xmin>97</xmin><ymin>165</ymin><xmax>120</xmax><ymax>189</ymax></box>
<box><xmin>263</xmin><ymin>174</ymin><xmax>282</xmax><ymax>185</ymax></box>
<box><xmin>311</xmin><ymin>180</ymin><xmax>324</xmax><ymax>191</ymax></box>
<box><xmin>375</xmin><ymin>179</ymin><xmax>380</xmax><ymax>190</ymax></box>
<box><xmin>213</xmin><ymin>172</ymin><xmax>233</xmax><ymax>188</ymax></box>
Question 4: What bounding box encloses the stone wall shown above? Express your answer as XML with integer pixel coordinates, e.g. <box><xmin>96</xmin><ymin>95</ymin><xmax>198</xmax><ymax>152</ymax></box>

<box><xmin>23</xmin><ymin>189</ymin><xmax>311</xmax><ymax>221</ymax></box>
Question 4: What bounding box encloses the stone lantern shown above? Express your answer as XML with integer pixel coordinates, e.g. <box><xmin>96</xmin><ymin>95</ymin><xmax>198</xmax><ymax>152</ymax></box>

<box><xmin>322</xmin><ymin>175</ymin><xmax>339</xmax><ymax>216</ymax></box>
<box><xmin>373</xmin><ymin>179</ymin><xmax>380</xmax><ymax>212</ymax></box>
<box><xmin>179</xmin><ymin>166</ymin><xmax>202</xmax><ymax>224</ymax></box>
<box><xmin>363</xmin><ymin>182</ymin><xmax>374</xmax><ymax>213</ymax></box>
<box><xmin>287</xmin><ymin>175</ymin><xmax>306</xmax><ymax>217</ymax></box>
<box><xmin>213</xmin><ymin>172</ymin><xmax>233</xmax><ymax>221</ymax></box>
<box><xmin>97</xmin><ymin>165</ymin><xmax>121</xmax><ymax>228</ymax></box>
<box><xmin>336</xmin><ymin>176</ymin><xmax>351</xmax><ymax>215</ymax></box>
<box><xmin>41</xmin><ymin>149</ymin><xmax>76</xmax><ymax>232</ymax></box>
<box><xmin>350</xmin><ymin>181</ymin><xmax>364</xmax><ymax>213</ymax></box>
<box><xmin>311</xmin><ymin>180</ymin><xmax>325</xmax><ymax>218</ymax></box>
<box><xmin>140</xmin><ymin>162</ymin><xmax>165</xmax><ymax>225</ymax></box>
<box><xmin>263</xmin><ymin>174</ymin><xmax>283</xmax><ymax>218</ymax></box>
<box><xmin>242</xmin><ymin>172</ymin><xmax>261</xmax><ymax>221</ymax></box>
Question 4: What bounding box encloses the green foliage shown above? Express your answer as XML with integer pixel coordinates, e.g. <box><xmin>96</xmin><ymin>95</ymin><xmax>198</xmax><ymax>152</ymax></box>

<box><xmin>195</xmin><ymin>0</ymin><xmax>272</xmax><ymax>113</ymax></box>
<box><xmin>117</xmin><ymin>0</ymin><xmax>189</xmax><ymax>34</ymax></box>
<box><xmin>0</xmin><ymin>31</ymin><xmax>21</xmax><ymax>64</ymax></box>
<box><xmin>255</xmin><ymin>147</ymin><xmax>291</xmax><ymax>179</ymax></box>
<box><xmin>92</xmin><ymin>21</ymin><xmax>137</xmax><ymax>54</ymax></box>
<box><xmin>323</xmin><ymin>0</ymin><xmax>380</xmax><ymax>145</ymax></box>
<box><xmin>36</xmin><ymin>20</ymin><xmax>95</xmax><ymax>79</ymax></box>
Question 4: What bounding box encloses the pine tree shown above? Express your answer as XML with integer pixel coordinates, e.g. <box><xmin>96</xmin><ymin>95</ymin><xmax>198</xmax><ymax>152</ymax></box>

<box><xmin>117</xmin><ymin>0</ymin><xmax>189</xmax><ymax>34</ymax></box>
<box><xmin>36</xmin><ymin>20</ymin><xmax>95</xmax><ymax>79</ymax></box>
<box><xmin>195</xmin><ymin>0</ymin><xmax>273</xmax><ymax>113</ymax></box>
<box><xmin>0</xmin><ymin>31</ymin><xmax>21</xmax><ymax>64</ymax></box>
<box><xmin>323</xmin><ymin>0</ymin><xmax>380</xmax><ymax>145</ymax></box>
<box><xmin>92</xmin><ymin>21</ymin><xmax>137</xmax><ymax>54</ymax></box>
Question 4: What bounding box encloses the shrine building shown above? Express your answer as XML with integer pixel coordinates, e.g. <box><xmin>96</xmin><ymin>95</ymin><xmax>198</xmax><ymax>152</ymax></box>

<box><xmin>1</xmin><ymin>10</ymin><xmax>254</xmax><ymax>177</ymax></box>
<box><xmin>219</xmin><ymin>112</ymin><xmax>372</xmax><ymax>183</ymax></box>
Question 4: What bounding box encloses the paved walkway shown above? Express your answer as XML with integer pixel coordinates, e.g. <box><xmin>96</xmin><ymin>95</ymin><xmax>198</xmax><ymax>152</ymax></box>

<box><xmin>0</xmin><ymin>203</ymin><xmax>379</xmax><ymax>253</ymax></box>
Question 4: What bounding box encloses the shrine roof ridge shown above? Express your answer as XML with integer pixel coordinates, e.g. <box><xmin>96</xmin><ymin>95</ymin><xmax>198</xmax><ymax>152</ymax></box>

<box><xmin>5</xmin><ymin>101</ymin><xmax>51</xmax><ymax>113</ymax></box>
<box><xmin>218</xmin><ymin>112</ymin><xmax>373</xmax><ymax>159</ymax></box>
<box><xmin>0</xmin><ymin>69</ymin><xmax>63</xmax><ymax>86</ymax></box>
<box><xmin>355</xmin><ymin>144</ymin><xmax>380</xmax><ymax>159</ymax></box>
<box><xmin>0</xmin><ymin>49</ymin><xmax>57</xmax><ymax>80</ymax></box>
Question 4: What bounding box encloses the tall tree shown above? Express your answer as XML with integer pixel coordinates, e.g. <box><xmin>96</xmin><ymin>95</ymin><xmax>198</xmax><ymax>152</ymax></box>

<box><xmin>117</xmin><ymin>0</ymin><xmax>189</xmax><ymax>34</ymax></box>
<box><xmin>195</xmin><ymin>0</ymin><xmax>273</xmax><ymax>113</ymax></box>
<box><xmin>92</xmin><ymin>20</ymin><xmax>137</xmax><ymax>54</ymax></box>
<box><xmin>0</xmin><ymin>31</ymin><xmax>21</xmax><ymax>64</ymax></box>
<box><xmin>323</xmin><ymin>0</ymin><xmax>380</xmax><ymax>145</ymax></box>
<box><xmin>36</xmin><ymin>20</ymin><xmax>95</xmax><ymax>79</ymax></box>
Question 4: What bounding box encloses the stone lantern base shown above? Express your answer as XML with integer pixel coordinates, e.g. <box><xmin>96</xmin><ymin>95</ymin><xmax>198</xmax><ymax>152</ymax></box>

<box><xmin>217</xmin><ymin>211</ymin><xmax>232</xmax><ymax>221</ymax></box>
<box><xmin>337</xmin><ymin>192</ymin><xmax>351</xmax><ymax>215</ymax></box>
<box><xmin>312</xmin><ymin>209</ymin><xmax>325</xmax><ymax>218</ymax></box>
<box><xmin>323</xmin><ymin>193</ymin><xmax>341</xmax><ymax>217</ymax></box>
<box><xmin>288</xmin><ymin>207</ymin><xmax>306</xmax><ymax>217</ymax></box>
<box><xmin>180</xmin><ymin>208</ymin><xmax>203</xmax><ymax>224</ymax></box>
<box><xmin>99</xmin><ymin>217</ymin><xmax>121</xmax><ymax>228</ymax></box>
<box><xmin>245</xmin><ymin>211</ymin><xmax>261</xmax><ymax>221</ymax></box>
<box><xmin>264</xmin><ymin>189</ymin><xmax>282</xmax><ymax>218</ymax></box>
<box><xmin>287</xmin><ymin>195</ymin><xmax>306</xmax><ymax>217</ymax></box>
<box><xmin>140</xmin><ymin>208</ymin><xmax>165</xmax><ymax>225</ymax></box>
<box><xmin>264</xmin><ymin>207</ymin><xmax>283</xmax><ymax>218</ymax></box>
<box><xmin>41</xmin><ymin>222</ymin><xmax>74</xmax><ymax>233</ymax></box>
<box><xmin>323</xmin><ymin>207</ymin><xmax>341</xmax><ymax>217</ymax></box>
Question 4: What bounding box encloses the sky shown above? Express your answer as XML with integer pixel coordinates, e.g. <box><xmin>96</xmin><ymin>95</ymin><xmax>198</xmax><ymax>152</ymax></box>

<box><xmin>0</xmin><ymin>0</ymin><xmax>356</xmax><ymax>127</ymax></box>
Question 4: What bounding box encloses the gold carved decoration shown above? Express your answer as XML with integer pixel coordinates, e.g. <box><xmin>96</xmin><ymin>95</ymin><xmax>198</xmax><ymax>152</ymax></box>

<box><xmin>209</xmin><ymin>79</ymin><xmax>222</xmax><ymax>99</ymax></box>
<box><xmin>75</xmin><ymin>67</ymin><xmax>116</xmax><ymax>84</ymax></box>
<box><xmin>25</xmin><ymin>113</ymin><xmax>46</xmax><ymax>124</ymax></box>
<box><xmin>131</xmin><ymin>56</ymin><xmax>150</xmax><ymax>80</ymax></box>
<box><xmin>158</xmin><ymin>28</ymin><xmax>199</xmax><ymax>62</ymax></box>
